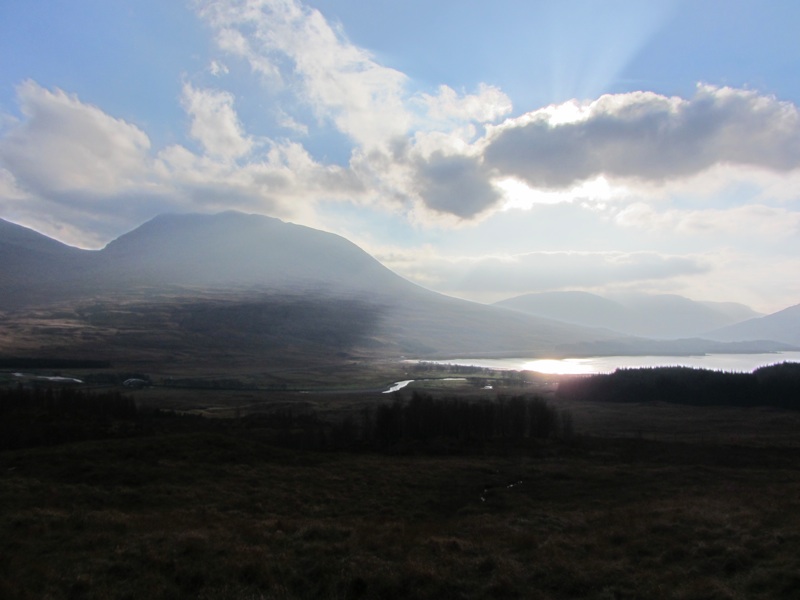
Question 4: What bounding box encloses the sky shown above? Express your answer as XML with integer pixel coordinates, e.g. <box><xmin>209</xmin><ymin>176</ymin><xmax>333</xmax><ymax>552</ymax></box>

<box><xmin>1</xmin><ymin>0</ymin><xmax>800</xmax><ymax>313</ymax></box>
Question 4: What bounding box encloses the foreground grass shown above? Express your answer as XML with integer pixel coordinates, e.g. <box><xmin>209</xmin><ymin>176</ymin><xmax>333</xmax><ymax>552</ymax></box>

<box><xmin>2</xmin><ymin>425</ymin><xmax>800</xmax><ymax>599</ymax></box>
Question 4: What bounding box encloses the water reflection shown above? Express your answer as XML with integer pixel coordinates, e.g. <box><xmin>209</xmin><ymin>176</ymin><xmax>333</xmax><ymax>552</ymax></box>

<box><xmin>383</xmin><ymin>380</ymin><xmax>414</xmax><ymax>394</ymax></box>
<box><xmin>520</xmin><ymin>359</ymin><xmax>594</xmax><ymax>375</ymax></box>
<box><xmin>423</xmin><ymin>351</ymin><xmax>800</xmax><ymax>375</ymax></box>
<box><xmin>383</xmin><ymin>377</ymin><xmax>468</xmax><ymax>394</ymax></box>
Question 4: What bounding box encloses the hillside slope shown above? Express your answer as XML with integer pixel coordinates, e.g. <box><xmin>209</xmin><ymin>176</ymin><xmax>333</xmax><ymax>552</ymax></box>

<box><xmin>704</xmin><ymin>304</ymin><xmax>800</xmax><ymax>346</ymax></box>
<box><xmin>0</xmin><ymin>212</ymin><xmax>625</xmax><ymax>363</ymax></box>
<box><xmin>495</xmin><ymin>291</ymin><xmax>760</xmax><ymax>339</ymax></box>
<box><xmin>0</xmin><ymin>219</ymin><xmax>99</xmax><ymax>308</ymax></box>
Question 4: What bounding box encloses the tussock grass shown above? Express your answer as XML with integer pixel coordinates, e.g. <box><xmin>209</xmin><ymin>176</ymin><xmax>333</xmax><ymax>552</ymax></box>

<box><xmin>2</xmin><ymin>426</ymin><xmax>800</xmax><ymax>599</ymax></box>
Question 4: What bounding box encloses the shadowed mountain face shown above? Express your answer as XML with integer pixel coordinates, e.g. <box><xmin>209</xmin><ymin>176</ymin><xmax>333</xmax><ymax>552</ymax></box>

<box><xmin>0</xmin><ymin>212</ymin><xmax>626</xmax><ymax>363</ymax></box>
<box><xmin>0</xmin><ymin>219</ymin><xmax>97</xmax><ymax>308</ymax></box>
<box><xmin>1</xmin><ymin>212</ymin><xmax>413</xmax><ymax>306</ymax></box>
<box><xmin>494</xmin><ymin>291</ymin><xmax>762</xmax><ymax>339</ymax></box>
<box><xmin>1</xmin><ymin>212</ymin><xmax>794</xmax><ymax>366</ymax></box>
<box><xmin>97</xmin><ymin>212</ymin><xmax>412</xmax><ymax>294</ymax></box>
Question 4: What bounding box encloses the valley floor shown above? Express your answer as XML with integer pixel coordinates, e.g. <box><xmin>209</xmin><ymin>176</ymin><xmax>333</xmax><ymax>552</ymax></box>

<box><xmin>2</xmin><ymin>392</ymin><xmax>800</xmax><ymax>599</ymax></box>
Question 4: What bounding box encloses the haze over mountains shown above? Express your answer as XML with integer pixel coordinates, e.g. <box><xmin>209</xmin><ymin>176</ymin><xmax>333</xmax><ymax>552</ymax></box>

<box><xmin>0</xmin><ymin>212</ymin><xmax>617</xmax><ymax>363</ymax></box>
<box><xmin>1</xmin><ymin>211</ymin><xmax>797</xmax><ymax>366</ymax></box>
<box><xmin>493</xmin><ymin>291</ymin><xmax>763</xmax><ymax>340</ymax></box>
<box><xmin>0</xmin><ymin>212</ymin><xmax>411</xmax><ymax>307</ymax></box>
<box><xmin>704</xmin><ymin>304</ymin><xmax>800</xmax><ymax>347</ymax></box>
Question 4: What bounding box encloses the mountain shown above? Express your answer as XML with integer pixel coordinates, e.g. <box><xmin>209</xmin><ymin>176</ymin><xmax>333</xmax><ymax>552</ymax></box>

<box><xmin>2</xmin><ymin>212</ymin><xmax>792</xmax><ymax>367</ymax></box>
<box><xmin>704</xmin><ymin>304</ymin><xmax>800</xmax><ymax>347</ymax></box>
<box><xmin>0</xmin><ymin>212</ymin><xmax>631</xmax><ymax>364</ymax></box>
<box><xmin>494</xmin><ymin>291</ymin><xmax>761</xmax><ymax>339</ymax></box>
<box><xmin>494</xmin><ymin>291</ymin><xmax>630</xmax><ymax>331</ymax></box>
<box><xmin>0</xmin><ymin>219</ymin><xmax>98</xmax><ymax>308</ymax></box>
<box><xmin>607</xmin><ymin>293</ymin><xmax>760</xmax><ymax>338</ymax></box>
<box><xmin>96</xmin><ymin>211</ymin><xmax>412</xmax><ymax>295</ymax></box>
<box><xmin>0</xmin><ymin>212</ymin><xmax>414</xmax><ymax>308</ymax></box>
<box><xmin>699</xmin><ymin>301</ymin><xmax>762</xmax><ymax>324</ymax></box>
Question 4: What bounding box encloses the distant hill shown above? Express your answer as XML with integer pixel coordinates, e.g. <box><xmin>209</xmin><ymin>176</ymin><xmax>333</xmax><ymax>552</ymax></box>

<box><xmin>0</xmin><ymin>212</ymin><xmax>627</xmax><ymax>363</ymax></box>
<box><xmin>494</xmin><ymin>291</ymin><xmax>630</xmax><ymax>331</ymax></box>
<box><xmin>704</xmin><ymin>304</ymin><xmax>800</xmax><ymax>347</ymax></box>
<box><xmin>0</xmin><ymin>212</ymin><xmax>414</xmax><ymax>307</ymax></box>
<box><xmin>495</xmin><ymin>291</ymin><xmax>761</xmax><ymax>339</ymax></box>
<box><xmin>96</xmin><ymin>211</ymin><xmax>412</xmax><ymax>295</ymax></box>
<box><xmin>2</xmin><ymin>212</ymin><xmax>792</xmax><ymax>366</ymax></box>
<box><xmin>0</xmin><ymin>219</ymin><xmax>98</xmax><ymax>308</ymax></box>
<box><xmin>699</xmin><ymin>300</ymin><xmax>762</xmax><ymax>324</ymax></box>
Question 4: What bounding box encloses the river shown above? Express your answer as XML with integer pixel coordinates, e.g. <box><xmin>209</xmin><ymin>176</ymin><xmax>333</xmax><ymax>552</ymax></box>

<box><xmin>419</xmin><ymin>351</ymin><xmax>800</xmax><ymax>375</ymax></box>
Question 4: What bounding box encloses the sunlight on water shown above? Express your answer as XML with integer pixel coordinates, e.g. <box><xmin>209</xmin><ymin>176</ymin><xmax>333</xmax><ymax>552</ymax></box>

<box><xmin>422</xmin><ymin>352</ymin><xmax>800</xmax><ymax>375</ymax></box>
<box><xmin>520</xmin><ymin>359</ymin><xmax>596</xmax><ymax>375</ymax></box>
<box><xmin>383</xmin><ymin>380</ymin><xmax>414</xmax><ymax>394</ymax></box>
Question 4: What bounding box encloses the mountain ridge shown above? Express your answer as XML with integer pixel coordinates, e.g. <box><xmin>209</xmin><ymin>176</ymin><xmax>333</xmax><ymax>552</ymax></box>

<box><xmin>95</xmin><ymin>211</ymin><xmax>414</xmax><ymax>295</ymax></box>
<box><xmin>494</xmin><ymin>290</ymin><xmax>764</xmax><ymax>340</ymax></box>
<box><xmin>1</xmin><ymin>212</ymin><xmax>796</xmax><ymax>365</ymax></box>
<box><xmin>704</xmin><ymin>304</ymin><xmax>800</xmax><ymax>347</ymax></box>
<box><xmin>0</xmin><ymin>212</ymin><xmax>624</xmax><ymax>362</ymax></box>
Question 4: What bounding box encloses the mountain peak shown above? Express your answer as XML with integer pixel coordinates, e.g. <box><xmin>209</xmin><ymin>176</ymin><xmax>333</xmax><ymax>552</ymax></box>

<box><xmin>93</xmin><ymin>211</ymin><xmax>409</xmax><ymax>294</ymax></box>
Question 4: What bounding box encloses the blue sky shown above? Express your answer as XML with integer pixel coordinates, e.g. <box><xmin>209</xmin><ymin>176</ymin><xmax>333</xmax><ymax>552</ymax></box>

<box><xmin>1</xmin><ymin>0</ymin><xmax>800</xmax><ymax>312</ymax></box>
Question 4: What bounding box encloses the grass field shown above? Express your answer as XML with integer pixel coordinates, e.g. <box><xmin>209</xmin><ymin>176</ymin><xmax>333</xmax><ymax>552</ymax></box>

<box><xmin>2</xmin><ymin>369</ymin><xmax>800</xmax><ymax>599</ymax></box>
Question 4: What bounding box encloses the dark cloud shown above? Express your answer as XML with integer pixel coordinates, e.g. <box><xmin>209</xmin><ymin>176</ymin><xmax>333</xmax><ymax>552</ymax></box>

<box><xmin>484</xmin><ymin>86</ymin><xmax>800</xmax><ymax>188</ymax></box>
<box><xmin>413</xmin><ymin>151</ymin><xmax>501</xmax><ymax>218</ymax></box>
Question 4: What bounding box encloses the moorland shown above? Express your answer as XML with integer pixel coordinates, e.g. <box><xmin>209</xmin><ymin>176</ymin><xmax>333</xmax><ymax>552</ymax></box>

<box><xmin>2</xmin><ymin>360</ymin><xmax>800</xmax><ymax>599</ymax></box>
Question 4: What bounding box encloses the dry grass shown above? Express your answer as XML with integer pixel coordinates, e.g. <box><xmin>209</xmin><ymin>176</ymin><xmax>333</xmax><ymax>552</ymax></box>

<box><xmin>2</xmin><ymin>421</ymin><xmax>800</xmax><ymax>599</ymax></box>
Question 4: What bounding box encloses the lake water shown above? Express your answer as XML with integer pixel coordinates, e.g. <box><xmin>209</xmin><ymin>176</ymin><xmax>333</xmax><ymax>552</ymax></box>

<box><xmin>422</xmin><ymin>352</ymin><xmax>800</xmax><ymax>375</ymax></box>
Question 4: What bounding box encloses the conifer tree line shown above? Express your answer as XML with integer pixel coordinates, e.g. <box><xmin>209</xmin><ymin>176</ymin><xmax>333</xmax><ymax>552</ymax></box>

<box><xmin>557</xmin><ymin>362</ymin><xmax>800</xmax><ymax>408</ymax></box>
<box><xmin>0</xmin><ymin>385</ymin><xmax>137</xmax><ymax>418</ymax></box>
<box><xmin>243</xmin><ymin>392</ymin><xmax>573</xmax><ymax>451</ymax></box>
<box><xmin>368</xmin><ymin>392</ymin><xmax>573</xmax><ymax>447</ymax></box>
<box><xmin>0</xmin><ymin>386</ymin><xmax>139</xmax><ymax>450</ymax></box>
<box><xmin>0</xmin><ymin>384</ymin><xmax>572</xmax><ymax>452</ymax></box>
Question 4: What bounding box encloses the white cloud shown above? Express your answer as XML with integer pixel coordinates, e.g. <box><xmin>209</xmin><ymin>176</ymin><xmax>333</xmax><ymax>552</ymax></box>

<box><xmin>0</xmin><ymin>80</ymin><xmax>367</xmax><ymax>245</ymax></box>
<box><xmin>615</xmin><ymin>202</ymin><xmax>800</xmax><ymax>238</ymax></box>
<box><xmin>377</xmin><ymin>247</ymin><xmax>707</xmax><ymax>299</ymax></box>
<box><xmin>196</xmin><ymin>0</ymin><xmax>411</xmax><ymax>148</ymax></box>
<box><xmin>153</xmin><ymin>136</ymin><xmax>363</xmax><ymax>220</ymax></box>
<box><xmin>0</xmin><ymin>80</ymin><xmax>152</xmax><ymax>197</ymax></box>
<box><xmin>192</xmin><ymin>1</ymin><xmax>800</xmax><ymax>232</ymax></box>
<box><xmin>214</xmin><ymin>26</ymin><xmax>281</xmax><ymax>82</ymax></box>
<box><xmin>276</xmin><ymin>109</ymin><xmax>309</xmax><ymax>135</ymax></box>
<box><xmin>329</xmin><ymin>82</ymin><xmax>800</xmax><ymax>224</ymax></box>
<box><xmin>181</xmin><ymin>83</ymin><xmax>253</xmax><ymax>160</ymax></box>
<box><xmin>483</xmin><ymin>85</ymin><xmax>800</xmax><ymax>189</ymax></box>
<box><xmin>209</xmin><ymin>60</ymin><xmax>229</xmax><ymax>76</ymax></box>
<box><xmin>419</xmin><ymin>83</ymin><xmax>512</xmax><ymax>123</ymax></box>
